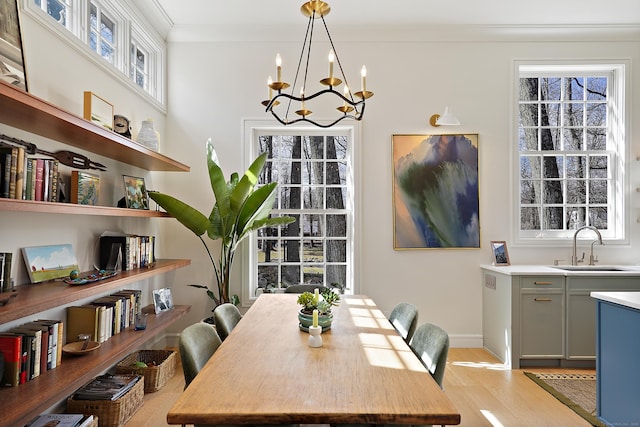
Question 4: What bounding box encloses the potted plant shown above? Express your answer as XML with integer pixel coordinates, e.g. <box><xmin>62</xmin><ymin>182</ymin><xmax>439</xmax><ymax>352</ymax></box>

<box><xmin>297</xmin><ymin>289</ymin><xmax>340</xmax><ymax>331</ymax></box>
<box><xmin>148</xmin><ymin>139</ymin><xmax>294</xmax><ymax>317</ymax></box>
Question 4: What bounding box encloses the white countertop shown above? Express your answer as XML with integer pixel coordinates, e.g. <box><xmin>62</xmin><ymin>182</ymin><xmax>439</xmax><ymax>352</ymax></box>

<box><xmin>591</xmin><ymin>291</ymin><xmax>640</xmax><ymax>310</ymax></box>
<box><xmin>481</xmin><ymin>264</ymin><xmax>640</xmax><ymax>276</ymax></box>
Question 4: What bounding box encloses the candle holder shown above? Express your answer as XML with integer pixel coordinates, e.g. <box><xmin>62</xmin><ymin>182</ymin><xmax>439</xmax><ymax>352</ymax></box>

<box><xmin>308</xmin><ymin>325</ymin><xmax>323</xmax><ymax>347</ymax></box>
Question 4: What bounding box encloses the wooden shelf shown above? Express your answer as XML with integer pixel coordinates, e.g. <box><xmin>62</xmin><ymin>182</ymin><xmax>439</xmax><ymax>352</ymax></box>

<box><xmin>0</xmin><ymin>198</ymin><xmax>173</xmax><ymax>217</ymax></box>
<box><xmin>0</xmin><ymin>304</ymin><xmax>191</xmax><ymax>427</ymax></box>
<box><xmin>0</xmin><ymin>259</ymin><xmax>191</xmax><ymax>325</ymax></box>
<box><xmin>0</xmin><ymin>82</ymin><xmax>189</xmax><ymax>172</ymax></box>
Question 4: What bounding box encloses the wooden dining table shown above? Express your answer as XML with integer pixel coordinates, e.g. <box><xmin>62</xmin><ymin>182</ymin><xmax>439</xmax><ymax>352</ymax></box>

<box><xmin>167</xmin><ymin>294</ymin><xmax>461</xmax><ymax>426</ymax></box>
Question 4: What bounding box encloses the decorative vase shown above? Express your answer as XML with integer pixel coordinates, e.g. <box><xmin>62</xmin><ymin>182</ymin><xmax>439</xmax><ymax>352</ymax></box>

<box><xmin>298</xmin><ymin>310</ymin><xmax>332</xmax><ymax>332</ymax></box>
<box><xmin>136</xmin><ymin>119</ymin><xmax>159</xmax><ymax>151</ymax></box>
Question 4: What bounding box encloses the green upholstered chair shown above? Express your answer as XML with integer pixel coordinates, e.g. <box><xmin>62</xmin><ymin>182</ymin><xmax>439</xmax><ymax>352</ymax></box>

<box><xmin>409</xmin><ymin>322</ymin><xmax>450</xmax><ymax>388</ymax></box>
<box><xmin>389</xmin><ymin>302</ymin><xmax>419</xmax><ymax>342</ymax></box>
<box><xmin>213</xmin><ymin>303</ymin><xmax>243</xmax><ymax>341</ymax></box>
<box><xmin>178</xmin><ymin>322</ymin><xmax>222</xmax><ymax>388</ymax></box>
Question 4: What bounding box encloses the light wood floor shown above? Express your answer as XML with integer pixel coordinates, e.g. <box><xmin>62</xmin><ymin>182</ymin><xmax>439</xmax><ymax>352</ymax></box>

<box><xmin>126</xmin><ymin>348</ymin><xmax>594</xmax><ymax>427</ymax></box>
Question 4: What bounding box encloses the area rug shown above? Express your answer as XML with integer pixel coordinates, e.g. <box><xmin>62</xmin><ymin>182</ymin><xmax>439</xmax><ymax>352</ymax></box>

<box><xmin>524</xmin><ymin>372</ymin><xmax>605</xmax><ymax>427</ymax></box>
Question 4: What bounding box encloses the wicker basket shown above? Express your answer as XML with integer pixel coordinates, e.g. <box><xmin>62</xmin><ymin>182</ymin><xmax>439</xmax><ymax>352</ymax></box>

<box><xmin>115</xmin><ymin>349</ymin><xmax>177</xmax><ymax>393</ymax></box>
<box><xmin>67</xmin><ymin>376</ymin><xmax>143</xmax><ymax>427</ymax></box>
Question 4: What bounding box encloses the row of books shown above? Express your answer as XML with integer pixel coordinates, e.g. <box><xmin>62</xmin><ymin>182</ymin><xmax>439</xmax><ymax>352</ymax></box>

<box><xmin>0</xmin><ymin>319</ymin><xmax>64</xmax><ymax>387</ymax></box>
<box><xmin>99</xmin><ymin>234</ymin><xmax>156</xmax><ymax>271</ymax></box>
<box><xmin>66</xmin><ymin>289</ymin><xmax>142</xmax><ymax>345</ymax></box>
<box><xmin>27</xmin><ymin>413</ymin><xmax>95</xmax><ymax>427</ymax></box>
<box><xmin>0</xmin><ymin>145</ymin><xmax>62</xmax><ymax>202</ymax></box>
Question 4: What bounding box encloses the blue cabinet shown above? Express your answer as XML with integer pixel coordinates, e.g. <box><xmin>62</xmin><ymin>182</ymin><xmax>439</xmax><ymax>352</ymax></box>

<box><xmin>595</xmin><ymin>298</ymin><xmax>640</xmax><ymax>425</ymax></box>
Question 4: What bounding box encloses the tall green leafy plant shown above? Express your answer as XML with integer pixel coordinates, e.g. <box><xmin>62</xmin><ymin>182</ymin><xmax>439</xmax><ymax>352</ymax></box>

<box><xmin>149</xmin><ymin>139</ymin><xmax>294</xmax><ymax>308</ymax></box>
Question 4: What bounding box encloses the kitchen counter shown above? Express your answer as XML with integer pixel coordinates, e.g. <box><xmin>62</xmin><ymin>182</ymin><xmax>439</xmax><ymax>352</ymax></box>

<box><xmin>481</xmin><ymin>264</ymin><xmax>640</xmax><ymax>276</ymax></box>
<box><xmin>591</xmin><ymin>291</ymin><xmax>640</xmax><ymax>310</ymax></box>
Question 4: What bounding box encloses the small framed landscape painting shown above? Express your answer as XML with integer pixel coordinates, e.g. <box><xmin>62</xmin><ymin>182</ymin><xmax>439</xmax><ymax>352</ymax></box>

<box><xmin>123</xmin><ymin>175</ymin><xmax>149</xmax><ymax>210</ymax></box>
<box><xmin>490</xmin><ymin>241</ymin><xmax>510</xmax><ymax>266</ymax></box>
<box><xmin>21</xmin><ymin>244</ymin><xmax>79</xmax><ymax>283</ymax></box>
<box><xmin>153</xmin><ymin>288</ymin><xmax>173</xmax><ymax>314</ymax></box>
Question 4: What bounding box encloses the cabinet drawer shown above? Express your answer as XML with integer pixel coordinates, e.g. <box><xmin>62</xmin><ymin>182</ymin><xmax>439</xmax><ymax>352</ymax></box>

<box><xmin>520</xmin><ymin>276</ymin><xmax>564</xmax><ymax>291</ymax></box>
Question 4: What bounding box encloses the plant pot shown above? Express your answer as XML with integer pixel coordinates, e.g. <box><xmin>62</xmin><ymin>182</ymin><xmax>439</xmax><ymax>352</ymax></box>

<box><xmin>298</xmin><ymin>310</ymin><xmax>332</xmax><ymax>332</ymax></box>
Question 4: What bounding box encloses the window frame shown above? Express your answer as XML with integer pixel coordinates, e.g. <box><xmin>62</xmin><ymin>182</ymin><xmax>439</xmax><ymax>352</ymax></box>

<box><xmin>241</xmin><ymin>120</ymin><xmax>361</xmax><ymax>303</ymax></box>
<box><xmin>24</xmin><ymin>0</ymin><xmax>166</xmax><ymax>110</ymax></box>
<box><xmin>512</xmin><ymin>61</ymin><xmax>629</xmax><ymax>245</ymax></box>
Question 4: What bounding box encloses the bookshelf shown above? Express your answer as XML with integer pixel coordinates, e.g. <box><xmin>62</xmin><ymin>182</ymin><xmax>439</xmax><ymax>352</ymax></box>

<box><xmin>0</xmin><ymin>305</ymin><xmax>190</xmax><ymax>427</ymax></box>
<box><xmin>0</xmin><ymin>81</ymin><xmax>193</xmax><ymax>426</ymax></box>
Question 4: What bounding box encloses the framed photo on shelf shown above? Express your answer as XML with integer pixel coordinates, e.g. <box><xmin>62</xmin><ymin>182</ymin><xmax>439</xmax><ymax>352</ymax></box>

<box><xmin>153</xmin><ymin>288</ymin><xmax>173</xmax><ymax>314</ymax></box>
<box><xmin>490</xmin><ymin>241</ymin><xmax>510</xmax><ymax>266</ymax></box>
<box><xmin>0</xmin><ymin>0</ymin><xmax>28</xmax><ymax>91</ymax></box>
<box><xmin>83</xmin><ymin>91</ymin><xmax>113</xmax><ymax>131</ymax></box>
<box><xmin>122</xmin><ymin>175</ymin><xmax>149</xmax><ymax>210</ymax></box>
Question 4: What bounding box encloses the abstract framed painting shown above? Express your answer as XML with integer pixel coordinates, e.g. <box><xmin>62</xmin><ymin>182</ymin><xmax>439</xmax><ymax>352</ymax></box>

<box><xmin>392</xmin><ymin>134</ymin><xmax>479</xmax><ymax>249</ymax></box>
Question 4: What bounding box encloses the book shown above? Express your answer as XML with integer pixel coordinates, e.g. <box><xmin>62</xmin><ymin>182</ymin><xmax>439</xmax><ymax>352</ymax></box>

<box><xmin>1</xmin><ymin>149</ymin><xmax>11</xmax><ymax>198</ymax></box>
<box><xmin>70</xmin><ymin>170</ymin><xmax>100</xmax><ymax>205</ymax></box>
<box><xmin>28</xmin><ymin>413</ymin><xmax>85</xmax><ymax>427</ymax></box>
<box><xmin>74</xmin><ymin>374</ymin><xmax>140</xmax><ymax>401</ymax></box>
<box><xmin>15</xmin><ymin>146</ymin><xmax>24</xmax><ymax>199</ymax></box>
<box><xmin>50</xmin><ymin>159</ymin><xmax>59</xmax><ymax>202</ymax></box>
<box><xmin>66</xmin><ymin>305</ymin><xmax>100</xmax><ymax>343</ymax></box>
<box><xmin>0</xmin><ymin>333</ymin><xmax>22</xmax><ymax>386</ymax></box>
<box><xmin>0</xmin><ymin>251</ymin><xmax>10</xmax><ymax>292</ymax></box>
<box><xmin>33</xmin><ymin>320</ymin><xmax>61</xmax><ymax>369</ymax></box>
<box><xmin>25</xmin><ymin>157</ymin><xmax>33</xmax><ymax>200</ymax></box>
<box><xmin>34</xmin><ymin>158</ymin><xmax>44</xmax><ymax>201</ymax></box>
<box><xmin>7</xmin><ymin>329</ymin><xmax>35</xmax><ymax>383</ymax></box>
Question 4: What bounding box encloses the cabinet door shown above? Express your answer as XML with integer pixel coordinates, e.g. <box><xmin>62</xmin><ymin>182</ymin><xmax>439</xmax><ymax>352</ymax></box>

<box><xmin>520</xmin><ymin>292</ymin><xmax>564</xmax><ymax>358</ymax></box>
<box><xmin>566</xmin><ymin>292</ymin><xmax>596</xmax><ymax>359</ymax></box>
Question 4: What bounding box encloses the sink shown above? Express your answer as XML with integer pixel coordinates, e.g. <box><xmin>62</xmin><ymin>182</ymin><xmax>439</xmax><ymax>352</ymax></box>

<box><xmin>552</xmin><ymin>266</ymin><xmax>625</xmax><ymax>271</ymax></box>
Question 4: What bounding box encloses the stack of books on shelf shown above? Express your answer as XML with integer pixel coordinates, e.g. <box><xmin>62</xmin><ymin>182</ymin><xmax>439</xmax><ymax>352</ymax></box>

<box><xmin>0</xmin><ymin>251</ymin><xmax>13</xmax><ymax>293</ymax></box>
<box><xmin>27</xmin><ymin>413</ymin><xmax>95</xmax><ymax>427</ymax></box>
<box><xmin>0</xmin><ymin>145</ymin><xmax>64</xmax><ymax>202</ymax></box>
<box><xmin>98</xmin><ymin>234</ymin><xmax>155</xmax><ymax>271</ymax></box>
<box><xmin>66</xmin><ymin>289</ymin><xmax>142</xmax><ymax>345</ymax></box>
<box><xmin>73</xmin><ymin>374</ymin><xmax>141</xmax><ymax>401</ymax></box>
<box><xmin>0</xmin><ymin>319</ymin><xmax>63</xmax><ymax>387</ymax></box>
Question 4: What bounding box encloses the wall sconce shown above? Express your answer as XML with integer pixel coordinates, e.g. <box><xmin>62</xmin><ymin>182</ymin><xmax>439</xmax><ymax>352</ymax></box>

<box><xmin>429</xmin><ymin>106</ymin><xmax>460</xmax><ymax>127</ymax></box>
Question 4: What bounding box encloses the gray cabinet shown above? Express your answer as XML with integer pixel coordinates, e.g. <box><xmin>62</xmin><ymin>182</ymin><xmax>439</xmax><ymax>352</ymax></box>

<box><xmin>566</xmin><ymin>277</ymin><xmax>640</xmax><ymax>360</ymax></box>
<box><xmin>519</xmin><ymin>277</ymin><xmax>564</xmax><ymax>360</ymax></box>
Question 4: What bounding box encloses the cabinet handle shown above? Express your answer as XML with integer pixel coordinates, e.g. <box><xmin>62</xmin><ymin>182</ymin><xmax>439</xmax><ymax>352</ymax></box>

<box><xmin>534</xmin><ymin>298</ymin><xmax>553</xmax><ymax>302</ymax></box>
<box><xmin>533</xmin><ymin>282</ymin><xmax>553</xmax><ymax>285</ymax></box>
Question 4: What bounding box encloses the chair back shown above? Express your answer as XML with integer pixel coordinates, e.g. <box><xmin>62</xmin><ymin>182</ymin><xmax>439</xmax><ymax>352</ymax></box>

<box><xmin>284</xmin><ymin>284</ymin><xmax>330</xmax><ymax>294</ymax></box>
<box><xmin>409</xmin><ymin>322</ymin><xmax>450</xmax><ymax>388</ymax></box>
<box><xmin>179</xmin><ymin>322</ymin><xmax>222</xmax><ymax>387</ymax></box>
<box><xmin>389</xmin><ymin>302</ymin><xmax>418</xmax><ymax>342</ymax></box>
<box><xmin>213</xmin><ymin>303</ymin><xmax>243</xmax><ymax>341</ymax></box>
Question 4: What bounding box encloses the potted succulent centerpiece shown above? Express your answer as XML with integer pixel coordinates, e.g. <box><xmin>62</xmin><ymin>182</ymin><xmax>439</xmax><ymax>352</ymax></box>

<box><xmin>297</xmin><ymin>289</ymin><xmax>340</xmax><ymax>331</ymax></box>
<box><xmin>148</xmin><ymin>139</ymin><xmax>294</xmax><ymax>320</ymax></box>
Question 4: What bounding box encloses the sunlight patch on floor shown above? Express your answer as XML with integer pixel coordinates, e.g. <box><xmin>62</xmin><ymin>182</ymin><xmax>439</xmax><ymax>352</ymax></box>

<box><xmin>451</xmin><ymin>361</ymin><xmax>509</xmax><ymax>371</ymax></box>
<box><xmin>481</xmin><ymin>409</ymin><xmax>505</xmax><ymax>427</ymax></box>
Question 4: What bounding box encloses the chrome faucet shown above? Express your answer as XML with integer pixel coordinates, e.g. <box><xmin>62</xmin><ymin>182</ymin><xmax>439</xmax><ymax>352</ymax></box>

<box><xmin>572</xmin><ymin>226</ymin><xmax>603</xmax><ymax>266</ymax></box>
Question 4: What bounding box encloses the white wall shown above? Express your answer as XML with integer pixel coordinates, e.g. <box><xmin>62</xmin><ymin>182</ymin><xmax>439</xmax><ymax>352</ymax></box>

<box><xmin>160</xmin><ymin>30</ymin><xmax>640</xmax><ymax>346</ymax></box>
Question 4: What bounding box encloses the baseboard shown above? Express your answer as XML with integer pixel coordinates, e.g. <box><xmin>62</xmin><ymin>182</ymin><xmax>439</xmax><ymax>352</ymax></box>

<box><xmin>449</xmin><ymin>334</ymin><xmax>483</xmax><ymax>348</ymax></box>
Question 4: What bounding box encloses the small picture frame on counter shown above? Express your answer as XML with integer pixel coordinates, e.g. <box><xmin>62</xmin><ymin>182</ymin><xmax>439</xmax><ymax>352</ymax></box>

<box><xmin>490</xmin><ymin>241</ymin><xmax>510</xmax><ymax>266</ymax></box>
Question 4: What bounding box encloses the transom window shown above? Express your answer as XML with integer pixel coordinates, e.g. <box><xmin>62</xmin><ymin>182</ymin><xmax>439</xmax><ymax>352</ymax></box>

<box><xmin>26</xmin><ymin>0</ymin><xmax>165</xmax><ymax>106</ymax></box>
<box><xmin>246</xmin><ymin>127</ymin><xmax>356</xmax><ymax>296</ymax></box>
<box><xmin>516</xmin><ymin>63</ymin><xmax>626</xmax><ymax>242</ymax></box>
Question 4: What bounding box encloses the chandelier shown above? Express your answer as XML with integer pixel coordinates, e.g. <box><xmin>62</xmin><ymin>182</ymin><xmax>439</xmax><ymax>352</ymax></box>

<box><xmin>261</xmin><ymin>0</ymin><xmax>373</xmax><ymax>128</ymax></box>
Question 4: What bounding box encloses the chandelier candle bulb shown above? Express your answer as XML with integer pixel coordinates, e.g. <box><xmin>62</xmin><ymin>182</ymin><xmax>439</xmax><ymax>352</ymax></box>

<box><xmin>328</xmin><ymin>50</ymin><xmax>335</xmax><ymax>79</ymax></box>
<box><xmin>312</xmin><ymin>309</ymin><xmax>319</xmax><ymax>328</ymax></box>
<box><xmin>361</xmin><ymin>65</ymin><xmax>367</xmax><ymax>92</ymax></box>
<box><xmin>268</xmin><ymin>76</ymin><xmax>273</xmax><ymax>99</ymax></box>
<box><xmin>276</xmin><ymin>53</ymin><xmax>282</xmax><ymax>82</ymax></box>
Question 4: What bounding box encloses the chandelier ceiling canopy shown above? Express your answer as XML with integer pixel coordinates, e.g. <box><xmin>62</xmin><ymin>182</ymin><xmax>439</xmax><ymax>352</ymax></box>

<box><xmin>262</xmin><ymin>0</ymin><xmax>373</xmax><ymax>128</ymax></box>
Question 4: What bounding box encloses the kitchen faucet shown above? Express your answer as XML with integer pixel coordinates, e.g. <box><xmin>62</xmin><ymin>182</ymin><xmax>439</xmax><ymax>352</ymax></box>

<box><xmin>572</xmin><ymin>225</ymin><xmax>603</xmax><ymax>266</ymax></box>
